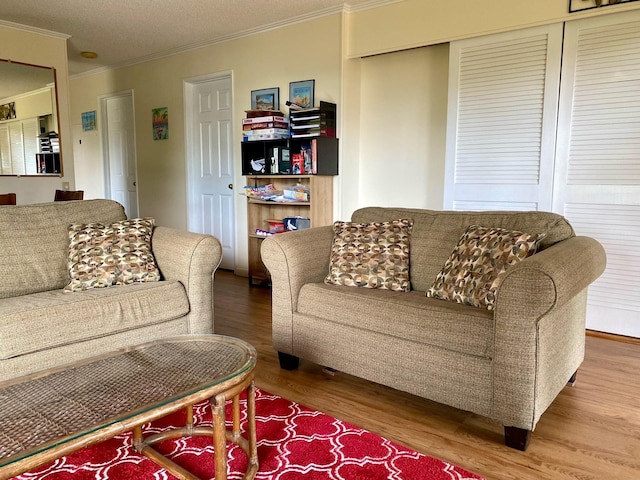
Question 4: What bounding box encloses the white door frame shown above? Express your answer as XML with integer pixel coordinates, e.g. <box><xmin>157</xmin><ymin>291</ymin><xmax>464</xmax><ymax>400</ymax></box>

<box><xmin>183</xmin><ymin>70</ymin><xmax>235</xmax><ymax>267</ymax></box>
<box><xmin>99</xmin><ymin>89</ymin><xmax>139</xmax><ymax>214</ymax></box>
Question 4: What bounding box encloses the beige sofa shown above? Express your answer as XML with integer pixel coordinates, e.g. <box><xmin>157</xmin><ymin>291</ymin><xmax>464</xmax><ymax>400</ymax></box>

<box><xmin>0</xmin><ymin>199</ymin><xmax>222</xmax><ymax>381</ymax></box>
<box><xmin>261</xmin><ymin>207</ymin><xmax>606</xmax><ymax>450</ymax></box>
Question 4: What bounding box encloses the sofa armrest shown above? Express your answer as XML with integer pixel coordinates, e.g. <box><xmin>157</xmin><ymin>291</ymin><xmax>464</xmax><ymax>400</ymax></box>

<box><xmin>492</xmin><ymin>235</ymin><xmax>606</xmax><ymax>429</ymax></box>
<box><xmin>261</xmin><ymin>226</ymin><xmax>334</xmax><ymax>353</ymax></box>
<box><xmin>151</xmin><ymin>226</ymin><xmax>222</xmax><ymax>334</ymax></box>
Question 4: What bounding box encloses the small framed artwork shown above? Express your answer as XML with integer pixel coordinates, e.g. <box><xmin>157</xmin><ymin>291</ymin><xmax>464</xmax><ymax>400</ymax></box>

<box><xmin>251</xmin><ymin>88</ymin><xmax>280</xmax><ymax>111</ymax></box>
<box><xmin>81</xmin><ymin>111</ymin><xmax>97</xmax><ymax>131</ymax></box>
<box><xmin>0</xmin><ymin>102</ymin><xmax>16</xmax><ymax>121</ymax></box>
<box><xmin>569</xmin><ymin>0</ymin><xmax>637</xmax><ymax>12</ymax></box>
<box><xmin>152</xmin><ymin>107</ymin><xmax>169</xmax><ymax>140</ymax></box>
<box><xmin>289</xmin><ymin>80</ymin><xmax>315</xmax><ymax>109</ymax></box>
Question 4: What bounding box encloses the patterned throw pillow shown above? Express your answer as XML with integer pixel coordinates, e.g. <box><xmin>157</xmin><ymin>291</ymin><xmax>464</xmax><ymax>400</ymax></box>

<box><xmin>426</xmin><ymin>225</ymin><xmax>546</xmax><ymax>310</ymax></box>
<box><xmin>324</xmin><ymin>219</ymin><xmax>413</xmax><ymax>292</ymax></box>
<box><xmin>65</xmin><ymin>218</ymin><xmax>160</xmax><ymax>292</ymax></box>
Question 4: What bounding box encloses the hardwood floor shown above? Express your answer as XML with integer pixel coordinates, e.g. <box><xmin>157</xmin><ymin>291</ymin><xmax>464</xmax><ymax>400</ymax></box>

<box><xmin>214</xmin><ymin>269</ymin><xmax>640</xmax><ymax>480</ymax></box>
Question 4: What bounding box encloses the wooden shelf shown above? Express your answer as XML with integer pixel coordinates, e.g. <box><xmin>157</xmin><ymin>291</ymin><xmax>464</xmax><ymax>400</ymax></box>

<box><xmin>248</xmin><ymin>199</ymin><xmax>311</xmax><ymax>206</ymax></box>
<box><xmin>245</xmin><ymin>173</ymin><xmax>335</xmax><ymax>286</ymax></box>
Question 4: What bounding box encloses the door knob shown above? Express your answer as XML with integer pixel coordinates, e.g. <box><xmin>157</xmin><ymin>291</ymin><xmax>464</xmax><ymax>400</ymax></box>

<box><xmin>228</xmin><ymin>184</ymin><xmax>233</xmax><ymax>190</ymax></box>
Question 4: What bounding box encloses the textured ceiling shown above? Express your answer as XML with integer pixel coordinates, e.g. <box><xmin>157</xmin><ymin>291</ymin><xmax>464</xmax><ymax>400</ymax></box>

<box><xmin>0</xmin><ymin>0</ymin><xmax>393</xmax><ymax>77</ymax></box>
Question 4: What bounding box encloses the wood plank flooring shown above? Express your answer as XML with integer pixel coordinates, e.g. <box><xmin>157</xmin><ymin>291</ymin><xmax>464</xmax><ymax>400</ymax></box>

<box><xmin>213</xmin><ymin>269</ymin><xmax>640</xmax><ymax>480</ymax></box>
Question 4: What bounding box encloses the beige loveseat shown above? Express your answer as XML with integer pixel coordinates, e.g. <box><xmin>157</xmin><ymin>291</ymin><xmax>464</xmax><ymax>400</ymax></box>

<box><xmin>0</xmin><ymin>199</ymin><xmax>222</xmax><ymax>381</ymax></box>
<box><xmin>261</xmin><ymin>207</ymin><xmax>606</xmax><ymax>450</ymax></box>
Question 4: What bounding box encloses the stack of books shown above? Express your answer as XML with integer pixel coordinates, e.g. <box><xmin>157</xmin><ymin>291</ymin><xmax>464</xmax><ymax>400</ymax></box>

<box><xmin>243</xmin><ymin>110</ymin><xmax>289</xmax><ymax>141</ymax></box>
<box><xmin>289</xmin><ymin>101</ymin><xmax>336</xmax><ymax>139</ymax></box>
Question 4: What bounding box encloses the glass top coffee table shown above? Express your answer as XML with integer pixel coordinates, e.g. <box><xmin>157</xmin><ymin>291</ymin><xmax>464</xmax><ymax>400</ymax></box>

<box><xmin>0</xmin><ymin>335</ymin><xmax>258</xmax><ymax>480</ymax></box>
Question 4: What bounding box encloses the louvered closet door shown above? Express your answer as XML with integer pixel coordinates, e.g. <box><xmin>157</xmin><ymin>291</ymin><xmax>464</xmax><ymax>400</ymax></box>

<box><xmin>445</xmin><ymin>24</ymin><xmax>563</xmax><ymax>211</ymax></box>
<box><xmin>554</xmin><ymin>10</ymin><xmax>640</xmax><ymax>337</ymax></box>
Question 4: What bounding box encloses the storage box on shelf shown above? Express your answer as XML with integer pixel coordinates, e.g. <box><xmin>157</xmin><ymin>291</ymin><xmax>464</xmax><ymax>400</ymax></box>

<box><xmin>289</xmin><ymin>101</ymin><xmax>336</xmax><ymax>139</ymax></box>
<box><xmin>242</xmin><ymin>110</ymin><xmax>289</xmax><ymax>142</ymax></box>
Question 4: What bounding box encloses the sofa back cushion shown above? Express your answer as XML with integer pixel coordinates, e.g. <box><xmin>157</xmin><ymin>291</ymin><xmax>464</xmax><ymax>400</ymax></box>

<box><xmin>0</xmin><ymin>199</ymin><xmax>127</xmax><ymax>299</ymax></box>
<box><xmin>351</xmin><ymin>207</ymin><xmax>575</xmax><ymax>292</ymax></box>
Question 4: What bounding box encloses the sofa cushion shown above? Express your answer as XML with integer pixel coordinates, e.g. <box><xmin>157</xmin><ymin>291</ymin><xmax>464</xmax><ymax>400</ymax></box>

<box><xmin>324</xmin><ymin>219</ymin><xmax>413</xmax><ymax>292</ymax></box>
<box><xmin>426</xmin><ymin>225</ymin><xmax>545</xmax><ymax>310</ymax></box>
<box><xmin>296</xmin><ymin>282</ymin><xmax>493</xmax><ymax>358</ymax></box>
<box><xmin>0</xmin><ymin>200</ymin><xmax>127</xmax><ymax>299</ymax></box>
<box><xmin>65</xmin><ymin>218</ymin><xmax>160</xmax><ymax>292</ymax></box>
<box><xmin>351</xmin><ymin>207</ymin><xmax>574</xmax><ymax>292</ymax></box>
<box><xmin>0</xmin><ymin>280</ymin><xmax>189</xmax><ymax>360</ymax></box>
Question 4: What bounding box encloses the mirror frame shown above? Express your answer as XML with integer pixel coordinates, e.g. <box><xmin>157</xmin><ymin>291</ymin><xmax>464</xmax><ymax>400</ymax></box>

<box><xmin>0</xmin><ymin>59</ymin><xmax>63</xmax><ymax>177</ymax></box>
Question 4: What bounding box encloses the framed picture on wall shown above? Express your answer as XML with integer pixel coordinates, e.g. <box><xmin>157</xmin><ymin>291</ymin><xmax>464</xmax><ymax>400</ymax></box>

<box><xmin>251</xmin><ymin>87</ymin><xmax>280</xmax><ymax>111</ymax></box>
<box><xmin>569</xmin><ymin>0</ymin><xmax>638</xmax><ymax>12</ymax></box>
<box><xmin>0</xmin><ymin>102</ymin><xmax>16</xmax><ymax>121</ymax></box>
<box><xmin>289</xmin><ymin>80</ymin><xmax>315</xmax><ymax>109</ymax></box>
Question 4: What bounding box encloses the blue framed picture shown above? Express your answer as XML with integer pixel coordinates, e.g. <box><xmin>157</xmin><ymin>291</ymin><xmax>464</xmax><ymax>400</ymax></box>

<box><xmin>81</xmin><ymin>111</ymin><xmax>96</xmax><ymax>131</ymax></box>
<box><xmin>289</xmin><ymin>80</ymin><xmax>315</xmax><ymax>109</ymax></box>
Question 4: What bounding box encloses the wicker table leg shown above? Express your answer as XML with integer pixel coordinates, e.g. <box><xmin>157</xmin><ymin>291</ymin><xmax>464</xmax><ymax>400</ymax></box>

<box><xmin>131</xmin><ymin>375</ymin><xmax>257</xmax><ymax>480</ymax></box>
<box><xmin>212</xmin><ymin>393</ymin><xmax>228</xmax><ymax>480</ymax></box>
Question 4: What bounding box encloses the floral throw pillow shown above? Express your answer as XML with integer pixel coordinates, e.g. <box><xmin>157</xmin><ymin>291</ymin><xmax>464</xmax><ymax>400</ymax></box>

<box><xmin>324</xmin><ymin>218</ymin><xmax>413</xmax><ymax>292</ymax></box>
<box><xmin>65</xmin><ymin>218</ymin><xmax>160</xmax><ymax>292</ymax></box>
<box><xmin>426</xmin><ymin>225</ymin><xmax>546</xmax><ymax>310</ymax></box>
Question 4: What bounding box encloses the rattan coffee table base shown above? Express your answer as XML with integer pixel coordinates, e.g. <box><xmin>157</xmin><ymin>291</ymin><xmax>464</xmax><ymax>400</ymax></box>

<box><xmin>133</xmin><ymin>379</ymin><xmax>258</xmax><ymax>480</ymax></box>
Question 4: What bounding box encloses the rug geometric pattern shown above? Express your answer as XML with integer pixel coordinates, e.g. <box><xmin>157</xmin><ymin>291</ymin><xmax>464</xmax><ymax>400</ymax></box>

<box><xmin>15</xmin><ymin>388</ymin><xmax>484</xmax><ymax>480</ymax></box>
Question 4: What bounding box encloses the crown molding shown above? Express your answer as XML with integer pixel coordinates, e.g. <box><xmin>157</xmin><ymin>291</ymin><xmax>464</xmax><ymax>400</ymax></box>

<box><xmin>70</xmin><ymin>0</ymin><xmax>403</xmax><ymax>80</ymax></box>
<box><xmin>0</xmin><ymin>19</ymin><xmax>70</xmax><ymax>39</ymax></box>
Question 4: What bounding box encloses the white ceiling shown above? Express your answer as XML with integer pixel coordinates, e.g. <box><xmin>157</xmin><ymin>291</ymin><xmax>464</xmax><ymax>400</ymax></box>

<box><xmin>0</xmin><ymin>0</ymin><xmax>393</xmax><ymax>77</ymax></box>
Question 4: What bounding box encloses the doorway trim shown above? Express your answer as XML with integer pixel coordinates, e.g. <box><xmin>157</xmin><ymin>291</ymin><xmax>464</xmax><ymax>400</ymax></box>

<box><xmin>98</xmin><ymin>89</ymin><xmax>139</xmax><ymax>214</ymax></box>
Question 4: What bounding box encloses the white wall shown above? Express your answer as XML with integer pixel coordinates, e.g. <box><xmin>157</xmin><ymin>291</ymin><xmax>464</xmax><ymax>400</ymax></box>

<box><xmin>357</xmin><ymin>44</ymin><xmax>448</xmax><ymax>211</ymax></box>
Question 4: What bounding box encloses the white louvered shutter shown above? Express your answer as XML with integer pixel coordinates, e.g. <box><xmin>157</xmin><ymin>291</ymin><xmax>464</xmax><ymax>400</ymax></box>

<box><xmin>554</xmin><ymin>10</ymin><xmax>640</xmax><ymax>337</ymax></box>
<box><xmin>22</xmin><ymin>118</ymin><xmax>39</xmax><ymax>175</ymax></box>
<box><xmin>445</xmin><ymin>24</ymin><xmax>563</xmax><ymax>211</ymax></box>
<box><xmin>8</xmin><ymin>122</ymin><xmax>25</xmax><ymax>175</ymax></box>
<box><xmin>0</xmin><ymin>125</ymin><xmax>11</xmax><ymax>174</ymax></box>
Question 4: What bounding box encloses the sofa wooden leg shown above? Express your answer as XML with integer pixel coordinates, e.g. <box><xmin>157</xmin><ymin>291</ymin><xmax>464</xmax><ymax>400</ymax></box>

<box><xmin>504</xmin><ymin>426</ymin><xmax>531</xmax><ymax>451</ymax></box>
<box><xmin>278</xmin><ymin>352</ymin><xmax>300</xmax><ymax>370</ymax></box>
<box><xmin>568</xmin><ymin>370</ymin><xmax>578</xmax><ymax>386</ymax></box>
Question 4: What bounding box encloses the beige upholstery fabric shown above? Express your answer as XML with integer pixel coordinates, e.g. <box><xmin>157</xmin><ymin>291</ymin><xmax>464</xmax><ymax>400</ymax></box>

<box><xmin>0</xmin><ymin>199</ymin><xmax>223</xmax><ymax>380</ymax></box>
<box><xmin>0</xmin><ymin>281</ymin><xmax>188</xmax><ymax>361</ymax></box>
<box><xmin>351</xmin><ymin>208</ymin><xmax>574</xmax><ymax>292</ymax></box>
<box><xmin>0</xmin><ymin>200</ymin><xmax>126</xmax><ymax>299</ymax></box>
<box><xmin>298</xmin><ymin>283</ymin><xmax>493</xmax><ymax>357</ymax></box>
<box><xmin>261</xmin><ymin>207</ymin><xmax>606</xmax><ymax>434</ymax></box>
<box><xmin>324</xmin><ymin>219</ymin><xmax>413</xmax><ymax>292</ymax></box>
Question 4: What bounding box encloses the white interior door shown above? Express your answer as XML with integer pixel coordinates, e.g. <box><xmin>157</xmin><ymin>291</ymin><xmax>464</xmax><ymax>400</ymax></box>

<box><xmin>102</xmin><ymin>92</ymin><xmax>138</xmax><ymax>218</ymax></box>
<box><xmin>553</xmin><ymin>10</ymin><xmax>640</xmax><ymax>337</ymax></box>
<box><xmin>185</xmin><ymin>74</ymin><xmax>234</xmax><ymax>270</ymax></box>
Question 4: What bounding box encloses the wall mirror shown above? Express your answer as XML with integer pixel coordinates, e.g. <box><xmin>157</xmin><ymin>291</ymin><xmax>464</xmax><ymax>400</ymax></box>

<box><xmin>0</xmin><ymin>59</ymin><xmax>62</xmax><ymax>176</ymax></box>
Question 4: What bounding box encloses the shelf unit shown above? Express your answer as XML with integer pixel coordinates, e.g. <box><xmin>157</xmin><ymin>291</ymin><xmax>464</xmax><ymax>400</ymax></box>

<box><xmin>245</xmin><ymin>174</ymin><xmax>334</xmax><ymax>285</ymax></box>
<box><xmin>241</xmin><ymin>137</ymin><xmax>338</xmax><ymax>176</ymax></box>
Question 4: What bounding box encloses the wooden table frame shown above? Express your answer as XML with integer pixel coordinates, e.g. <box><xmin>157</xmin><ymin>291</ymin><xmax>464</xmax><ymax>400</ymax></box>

<box><xmin>133</xmin><ymin>376</ymin><xmax>258</xmax><ymax>480</ymax></box>
<box><xmin>0</xmin><ymin>337</ymin><xmax>258</xmax><ymax>480</ymax></box>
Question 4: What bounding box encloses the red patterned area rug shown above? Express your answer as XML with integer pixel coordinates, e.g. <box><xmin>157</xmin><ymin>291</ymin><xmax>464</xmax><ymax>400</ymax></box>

<box><xmin>16</xmin><ymin>388</ymin><xmax>484</xmax><ymax>480</ymax></box>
